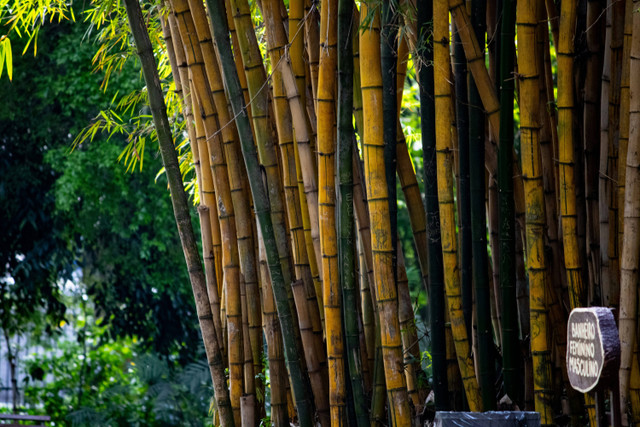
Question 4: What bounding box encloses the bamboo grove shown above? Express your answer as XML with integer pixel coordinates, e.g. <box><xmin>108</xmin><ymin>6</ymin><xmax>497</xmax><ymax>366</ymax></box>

<box><xmin>116</xmin><ymin>0</ymin><xmax>640</xmax><ymax>424</ymax></box>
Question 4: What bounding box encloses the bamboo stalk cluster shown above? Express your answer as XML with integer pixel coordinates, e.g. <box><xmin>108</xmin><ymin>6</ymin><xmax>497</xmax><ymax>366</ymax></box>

<box><xmin>122</xmin><ymin>0</ymin><xmax>640</xmax><ymax>424</ymax></box>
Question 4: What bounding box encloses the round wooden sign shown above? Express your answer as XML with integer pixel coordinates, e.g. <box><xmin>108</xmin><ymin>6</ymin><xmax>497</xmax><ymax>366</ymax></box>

<box><xmin>566</xmin><ymin>307</ymin><xmax>620</xmax><ymax>393</ymax></box>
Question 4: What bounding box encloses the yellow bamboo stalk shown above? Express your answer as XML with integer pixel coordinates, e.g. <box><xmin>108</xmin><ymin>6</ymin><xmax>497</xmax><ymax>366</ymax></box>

<box><xmin>224</xmin><ymin>0</ymin><xmax>252</xmax><ymax>117</ymax></box>
<box><xmin>317</xmin><ymin>0</ymin><xmax>347</xmax><ymax>420</ymax></box>
<box><xmin>289</xmin><ymin>0</ymin><xmax>307</xmax><ymax>117</ymax></box>
<box><xmin>304</xmin><ymin>0</ymin><xmax>320</xmax><ymax>104</ymax></box>
<box><xmin>360</xmin><ymin>2</ymin><xmax>412</xmax><ymax>423</ymax></box>
<box><xmin>433</xmin><ymin>0</ymin><xmax>482</xmax><ymax>411</ymax></box>
<box><xmin>516</xmin><ymin>0</ymin><xmax>553</xmax><ymax>421</ymax></box>
<box><xmin>557</xmin><ymin>0</ymin><xmax>585</xmax><ymax>310</ymax></box>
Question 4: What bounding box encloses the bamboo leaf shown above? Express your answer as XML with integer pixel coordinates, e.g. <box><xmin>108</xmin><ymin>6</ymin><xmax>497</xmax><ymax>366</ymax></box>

<box><xmin>0</xmin><ymin>40</ymin><xmax>5</xmax><ymax>79</ymax></box>
<box><xmin>5</xmin><ymin>37</ymin><xmax>12</xmax><ymax>80</ymax></box>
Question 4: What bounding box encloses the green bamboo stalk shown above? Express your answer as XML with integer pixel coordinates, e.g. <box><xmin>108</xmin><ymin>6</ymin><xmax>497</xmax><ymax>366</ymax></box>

<box><xmin>498</xmin><ymin>0</ymin><xmax>519</xmax><ymax>403</ymax></box>
<box><xmin>418</xmin><ymin>0</ymin><xmax>449</xmax><ymax>410</ymax></box>
<box><xmin>121</xmin><ymin>1</ymin><xmax>233</xmax><ymax>425</ymax></box>
<box><xmin>453</xmin><ymin>29</ymin><xmax>472</xmax><ymax>337</ymax></box>
<box><xmin>468</xmin><ymin>0</ymin><xmax>495</xmax><ymax>410</ymax></box>
<box><xmin>338</xmin><ymin>0</ymin><xmax>367</xmax><ymax>425</ymax></box>
<box><xmin>204</xmin><ymin>0</ymin><xmax>314</xmax><ymax>424</ymax></box>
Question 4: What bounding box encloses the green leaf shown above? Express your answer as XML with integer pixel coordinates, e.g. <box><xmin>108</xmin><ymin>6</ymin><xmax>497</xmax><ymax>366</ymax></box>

<box><xmin>0</xmin><ymin>40</ymin><xmax>5</xmax><ymax>79</ymax></box>
<box><xmin>5</xmin><ymin>38</ymin><xmax>13</xmax><ymax>80</ymax></box>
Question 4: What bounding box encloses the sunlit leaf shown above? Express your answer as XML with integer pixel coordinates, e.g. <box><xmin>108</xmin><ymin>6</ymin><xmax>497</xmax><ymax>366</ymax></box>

<box><xmin>5</xmin><ymin>36</ymin><xmax>12</xmax><ymax>80</ymax></box>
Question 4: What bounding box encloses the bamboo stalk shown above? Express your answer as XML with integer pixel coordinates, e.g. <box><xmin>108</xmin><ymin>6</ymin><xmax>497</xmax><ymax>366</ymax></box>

<box><xmin>487</xmin><ymin>173</ymin><xmax>502</xmax><ymax>345</ymax></box>
<box><xmin>467</xmin><ymin>0</ymin><xmax>495</xmax><ymax>410</ymax></box>
<box><xmin>304</xmin><ymin>0</ymin><xmax>320</xmax><ymax>104</ymax></box>
<box><xmin>382</xmin><ymin>0</ymin><xmax>399</xmax><ymax>324</ymax></box>
<box><xmin>240</xmin><ymin>395</ymin><xmax>255</xmax><ymax>427</ymax></box>
<box><xmin>557</xmin><ymin>0</ymin><xmax>587</xmax><ymax>310</ymax></box>
<box><xmin>434</xmin><ymin>0</ymin><xmax>482</xmax><ymax>411</ymax></box>
<box><xmin>617</xmin><ymin>0</ymin><xmax>633</xmax><ymax>274</ymax></box>
<box><xmin>498</xmin><ymin>0</ymin><xmax>519</xmax><ymax>403</ymax></box>
<box><xmin>583</xmin><ymin>0</ymin><xmax>604</xmax><ymax>306</ymax></box>
<box><xmin>418</xmin><ymin>0</ymin><xmax>448</xmax><ymax>409</ymax></box>
<box><xmin>599</xmin><ymin>1</ymin><xmax>613</xmax><ymax>308</ymax></box>
<box><xmin>337</xmin><ymin>0</ymin><xmax>368</xmax><ymax>424</ymax></box>
<box><xmin>453</xmin><ymin>28</ymin><xmax>473</xmax><ymax>338</ymax></box>
<box><xmin>607</xmin><ymin>0</ymin><xmax>626</xmax><ymax>305</ymax></box>
<box><xmin>316</xmin><ymin>0</ymin><xmax>348</xmax><ymax>420</ymax></box>
<box><xmin>360</xmin><ymin>2</ymin><xmax>412</xmax><ymax>423</ymax></box>
<box><xmin>516</xmin><ymin>0</ymin><xmax>554</xmax><ymax>421</ymax></box>
<box><xmin>122</xmin><ymin>1</ymin><xmax>234</xmax><ymax>424</ymax></box>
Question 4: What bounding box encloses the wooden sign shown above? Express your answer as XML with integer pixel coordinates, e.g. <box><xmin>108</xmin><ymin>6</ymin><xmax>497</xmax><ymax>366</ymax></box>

<box><xmin>566</xmin><ymin>307</ymin><xmax>620</xmax><ymax>393</ymax></box>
